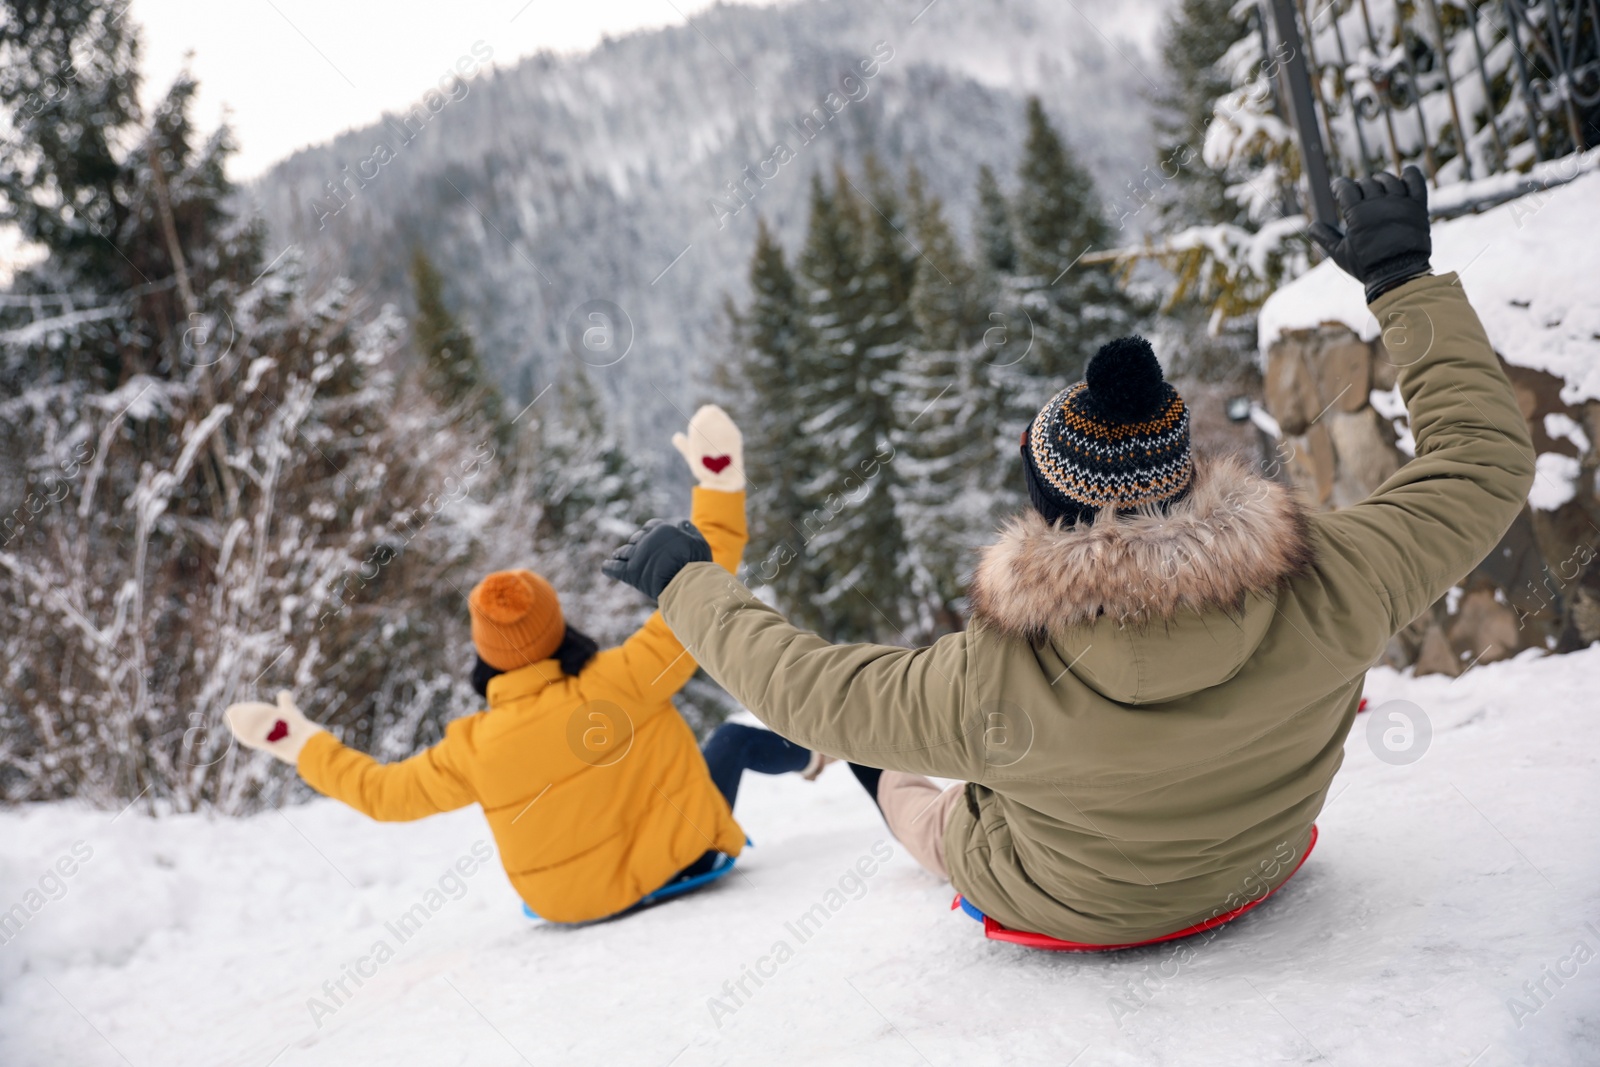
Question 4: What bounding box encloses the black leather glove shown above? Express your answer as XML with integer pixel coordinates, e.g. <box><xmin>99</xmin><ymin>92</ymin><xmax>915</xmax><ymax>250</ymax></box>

<box><xmin>1308</xmin><ymin>165</ymin><xmax>1432</xmax><ymax>304</ymax></box>
<box><xmin>601</xmin><ymin>518</ymin><xmax>712</xmax><ymax>601</ymax></box>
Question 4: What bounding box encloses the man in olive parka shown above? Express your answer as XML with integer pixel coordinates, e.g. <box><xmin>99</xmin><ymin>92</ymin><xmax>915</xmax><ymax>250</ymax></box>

<box><xmin>604</xmin><ymin>169</ymin><xmax>1536</xmax><ymax>945</ymax></box>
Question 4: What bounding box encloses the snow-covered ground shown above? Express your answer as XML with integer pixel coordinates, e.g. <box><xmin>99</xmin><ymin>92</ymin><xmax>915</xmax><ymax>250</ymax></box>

<box><xmin>3</xmin><ymin>647</ymin><xmax>1598</xmax><ymax>1066</ymax></box>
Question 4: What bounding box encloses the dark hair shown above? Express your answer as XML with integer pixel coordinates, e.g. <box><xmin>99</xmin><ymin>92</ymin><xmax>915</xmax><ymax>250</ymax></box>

<box><xmin>471</xmin><ymin>655</ymin><xmax>501</xmax><ymax>699</ymax></box>
<box><xmin>553</xmin><ymin>625</ymin><xmax>599</xmax><ymax>676</ymax></box>
<box><xmin>470</xmin><ymin>626</ymin><xmax>599</xmax><ymax>698</ymax></box>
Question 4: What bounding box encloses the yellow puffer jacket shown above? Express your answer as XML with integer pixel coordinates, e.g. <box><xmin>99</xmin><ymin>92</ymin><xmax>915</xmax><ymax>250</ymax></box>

<box><xmin>297</xmin><ymin>488</ymin><xmax>748</xmax><ymax>923</ymax></box>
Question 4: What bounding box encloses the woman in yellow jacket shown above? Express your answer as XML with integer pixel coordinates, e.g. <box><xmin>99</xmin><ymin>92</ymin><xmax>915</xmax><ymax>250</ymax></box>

<box><xmin>225</xmin><ymin>406</ymin><xmax>821</xmax><ymax>923</ymax></box>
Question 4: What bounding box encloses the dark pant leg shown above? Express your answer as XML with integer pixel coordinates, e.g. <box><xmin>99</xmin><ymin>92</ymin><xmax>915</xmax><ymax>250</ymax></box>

<box><xmin>677</xmin><ymin>851</ymin><xmax>719</xmax><ymax>880</ymax></box>
<box><xmin>701</xmin><ymin>722</ymin><xmax>811</xmax><ymax>810</ymax></box>
<box><xmin>848</xmin><ymin>763</ymin><xmax>885</xmax><ymax>812</ymax></box>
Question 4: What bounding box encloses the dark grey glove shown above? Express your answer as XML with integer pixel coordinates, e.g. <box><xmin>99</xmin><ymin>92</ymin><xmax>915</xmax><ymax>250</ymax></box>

<box><xmin>601</xmin><ymin>518</ymin><xmax>712</xmax><ymax>601</ymax></box>
<box><xmin>1308</xmin><ymin>165</ymin><xmax>1432</xmax><ymax>304</ymax></box>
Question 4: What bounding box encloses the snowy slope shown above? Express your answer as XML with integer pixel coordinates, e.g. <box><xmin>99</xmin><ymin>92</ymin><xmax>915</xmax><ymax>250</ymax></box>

<box><xmin>1258</xmin><ymin>159</ymin><xmax>1600</xmax><ymax>403</ymax></box>
<box><xmin>3</xmin><ymin>646</ymin><xmax>1598</xmax><ymax>1066</ymax></box>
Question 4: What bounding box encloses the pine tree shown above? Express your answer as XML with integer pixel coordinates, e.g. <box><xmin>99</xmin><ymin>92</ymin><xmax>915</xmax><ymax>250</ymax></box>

<box><xmin>722</xmin><ymin>218</ymin><xmax>820</xmax><ymax>620</ymax></box>
<box><xmin>1146</xmin><ymin>0</ymin><xmax>1266</xmax><ymax>381</ymax></box>
<box><xmin>0</xmin><ymin>3</ymin><xmax>260</xmax><ymax>391</ymax></box>
<box><xmin>966</xmin><ymin>166</ymin><xmax>1030</xmax><ymax>495</ymax></box>
<box><xmin>0</xmin><ymin>0</ymin><xmax>142</xmax><ymax>343</ymax></box>
<box><xmin>788</xmin><ymin>171</ymin><xmax>861</xmax><ymax>637</ymax></box>
<box><xmin>792</xmin><ymin>165</ymin><xmax>910</xmax><ymax>642</ymax></box>
<box><xmin>409</xmin><ymin>246</ymin><xmax>504</xmax><ymax>436</ymax></box>
<box><xmin>975</xmin><ymin>164</ymin><xmax>1018</xmax><ymax>274</ymax></box>
<box><xmin>1010</xmin><ymin>97</ymin><xmax>1139</xmax><ymax>389</ymax></box>
<box><xmin>893</xmin><ymin>169</ymin><xmax>1000</xmax><ymax>636</ymax></box>
<box><xmin>530</xmin><ymin>367</ymin><xmax>653</xmax><ymax>551</ymax></box>
<box><xmin>1151</xmin><ymin>0</ymin><xmax>1248</xmax><ymax>232</ymax></box>
<box><xmin>845</xmin><ymin>157</ymin><xmax>915</xmax><ymax>634</ymax></box>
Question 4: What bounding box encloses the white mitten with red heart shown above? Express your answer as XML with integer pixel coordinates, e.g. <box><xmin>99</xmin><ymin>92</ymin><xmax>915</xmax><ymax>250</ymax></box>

<box><xmin>671</xmin><ymin>403</ymin><xmax>745</xmax><ymax>492</ymax></box>
<box><xmin>225</xmin><ymin>690</ymin><xmax>325</xmax><ymax>765</ymax></box>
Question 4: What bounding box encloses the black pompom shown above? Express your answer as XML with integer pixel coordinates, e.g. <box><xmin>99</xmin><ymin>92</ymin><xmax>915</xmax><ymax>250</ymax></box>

<box><xmin>1084</xmin><ymin>336</ymin><xmax>1166</xmax><ymax>421</ymax></box>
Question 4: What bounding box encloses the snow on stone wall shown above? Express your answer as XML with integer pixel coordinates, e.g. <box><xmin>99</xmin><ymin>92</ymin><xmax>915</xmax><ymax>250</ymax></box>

<box><xmin>1255</xmin><ymin>161</ymin><xmax>1600</xmax><ymax>673</ymax></box>
<box><xmin>1259</xmin><ymin>157</ymin><xmax>1600</xmax><ymax>403</ymax></box>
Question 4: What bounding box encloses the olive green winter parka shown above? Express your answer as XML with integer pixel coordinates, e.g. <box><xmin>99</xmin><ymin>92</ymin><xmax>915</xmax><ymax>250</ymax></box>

<box><xmin>660</xmin><ymin>275</ymin><xmax>1535</xmax><ymax>943</ymax></box>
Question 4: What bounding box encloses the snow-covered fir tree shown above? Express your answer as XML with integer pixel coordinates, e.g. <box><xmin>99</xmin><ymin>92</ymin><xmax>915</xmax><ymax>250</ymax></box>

<box><xmin>1010</xmin><ymin>97</ymin><xmax>1142</xmax><ymax>388</ymax></box>
<box><xmin>977</xmin><ymin>98</ymin><xmax>1143</xmax><ymax>456</ymax></box>
<box><xmin>1152</xmin><ymin>0</ymin><xmax>1251</xmax><ymax>236</ymax></box>
<box><xmin>891</xmin><ymin>169</ymin><xmax>1005</xmax><ymax>638</ymax></box>
<box><xmin>409</xmin><ymin>245</ymin><xmax>505</xmax><ymax>439</ymax></box>
<box><xmin>725</xmin><ymin>120</ymin><xmax>1146</xmax><ymax>641</ymax></box>
<box><xmin>524</xmin><ymin>366</ymin><xmax>655</xmax><ymax>576</ymax></box>
<box><xmin>974</xmin><ymin>164</ymin><xmax>1019</xmax><ymax>274</ymax></box>
<box><xmin>719</xmin><ymin>218</ymin><xmax>823</xmax><ymax>625</ymax></box>
<box><xmin>1145</xmin><ymin>0</ymin><xmax>1263</xmax><ymax>379</ymax></box>
<box><xmin>839</xmin><ymin>158</ymin><xmax>915</xmax><ymax>638</ymax></box>
<box><xmin>791</xmin><ymin>167</ymin><xmax>910</xmax><ymax>642</ymax></box>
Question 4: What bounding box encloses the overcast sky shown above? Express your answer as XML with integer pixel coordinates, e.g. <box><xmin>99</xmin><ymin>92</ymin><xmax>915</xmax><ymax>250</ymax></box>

<box><xmin>131</xmin><ymin>0</ymin><xmax>783</xmax><ymax>180</ymax></box>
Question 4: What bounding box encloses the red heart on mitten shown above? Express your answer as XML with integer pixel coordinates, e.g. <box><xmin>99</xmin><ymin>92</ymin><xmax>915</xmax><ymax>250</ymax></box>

<box><xmin>702</xmin><ymin>455</ymin><xmax>732</xmax><ymax>474</ymax></box>
<box><xmin>266</xmin><ymin>719</ymin><xmax>290</xmax><ymax>743</ymax></box>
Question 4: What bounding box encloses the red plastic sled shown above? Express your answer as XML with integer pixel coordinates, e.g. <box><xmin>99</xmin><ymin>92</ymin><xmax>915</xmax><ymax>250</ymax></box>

<box><xmin>952</xmin><ymin>824</ymin><xmax>1318</xmax><ymax>952</ymax></box>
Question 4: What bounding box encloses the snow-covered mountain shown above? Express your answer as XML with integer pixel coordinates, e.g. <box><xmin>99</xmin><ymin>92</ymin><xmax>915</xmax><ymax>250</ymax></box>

<box><xmin>249</xmin><ymin>0</ymin><xmax>1171</xmax><ymax>457</ymax></box>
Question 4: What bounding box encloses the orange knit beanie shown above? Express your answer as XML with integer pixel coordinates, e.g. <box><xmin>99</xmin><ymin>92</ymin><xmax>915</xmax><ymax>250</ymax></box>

<box><xmin>469</xmin><ymin>570</ymin><xmax>564</xmax><ymax>671</ymax></box>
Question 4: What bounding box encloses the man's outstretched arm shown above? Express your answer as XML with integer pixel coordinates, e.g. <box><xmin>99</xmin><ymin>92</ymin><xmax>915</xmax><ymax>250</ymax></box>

<box><xmin>1308</xmin><ymin>168</ymin><xmax>1536</xmax><ymax>640</ymax></box>
<box><xmin>610</xmin><ymin>543</ymin><xmax>980</xmax><ymax>780</ymax></box>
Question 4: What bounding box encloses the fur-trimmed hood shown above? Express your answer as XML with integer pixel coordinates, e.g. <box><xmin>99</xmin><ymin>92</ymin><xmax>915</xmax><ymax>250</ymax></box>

<box><xmin>969</xmin><ymin>452</ymin><xmax>1313</xmax><ymax>640</ymax></box>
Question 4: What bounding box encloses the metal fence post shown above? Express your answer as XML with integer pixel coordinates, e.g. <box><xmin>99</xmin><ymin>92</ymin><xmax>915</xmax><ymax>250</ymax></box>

<box><xmin>1267</xmin><ymin>0</ymin><xmax>1341</xmax><ymax>225</ymax></box>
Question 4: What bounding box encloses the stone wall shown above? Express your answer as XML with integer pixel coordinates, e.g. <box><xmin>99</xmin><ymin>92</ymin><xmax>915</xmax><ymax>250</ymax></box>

<box><xmin>1260</xmin><ymin>323</ymin><xmax>1600</xmax><ymax>675</ymax></box>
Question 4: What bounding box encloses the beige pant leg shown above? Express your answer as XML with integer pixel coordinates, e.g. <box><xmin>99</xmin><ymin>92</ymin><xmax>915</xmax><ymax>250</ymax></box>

<box><xmin>877</xmin><ymin>771</ymin><xmax>966</xmax><ymax>881</ymax></box>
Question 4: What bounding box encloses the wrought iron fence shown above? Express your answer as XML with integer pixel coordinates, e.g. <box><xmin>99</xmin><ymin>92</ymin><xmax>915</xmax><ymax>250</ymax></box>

<box><xmin>1264</xmin><ymin>0</ymin><xmax>1600</xmax><ymax>222</ymax></box>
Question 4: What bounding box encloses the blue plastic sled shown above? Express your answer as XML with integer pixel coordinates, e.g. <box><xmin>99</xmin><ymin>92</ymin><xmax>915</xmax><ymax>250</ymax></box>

<box><xmin>522</xmin><ymin>851</ymin><xmax>739</xmax><ymax>923</ymax></box>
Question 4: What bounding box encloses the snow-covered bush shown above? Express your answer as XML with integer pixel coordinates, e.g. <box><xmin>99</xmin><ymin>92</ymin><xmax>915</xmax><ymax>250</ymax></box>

<box><xmin>0</xmin><ymin>2</ymin><xmax>661</xmax><ymax>811</ymax></box>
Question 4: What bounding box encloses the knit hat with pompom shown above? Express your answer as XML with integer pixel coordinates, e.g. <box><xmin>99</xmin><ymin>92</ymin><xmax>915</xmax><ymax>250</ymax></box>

<box><xmin>1020</xmin><ymin>336</ymin><xmax>1193</xmax><ymax>527</ymax></box>
<box><xmin>469</xmin><ymin>570</ymin><xmax>564</xmax><ymax>671</ymax></box>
